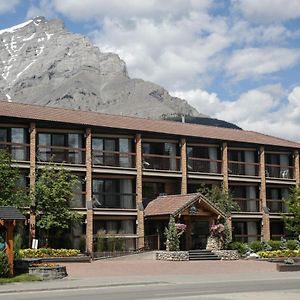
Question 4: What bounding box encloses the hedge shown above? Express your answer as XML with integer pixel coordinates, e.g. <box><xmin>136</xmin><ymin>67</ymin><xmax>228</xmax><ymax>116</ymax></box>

<box><xmin>19</xmin><ymin>248</ymin><xmax>81</xmax><ymax>258</ymax></box>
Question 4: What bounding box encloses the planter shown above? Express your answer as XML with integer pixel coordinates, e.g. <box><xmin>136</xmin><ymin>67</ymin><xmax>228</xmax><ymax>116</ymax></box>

<box><xmin>156</xmin><ymin>251</ymin><xmax>189</xmax><ymax>261</ymax></box>
<box><xmin>276</xmin><ymin>263</ymin><xmax>300</xmax><ymax>272</ymax></box>
<box><xmin>29</xmin><ymin>265</ymin><xmax>68</xmax><ymax>280</ymax></box>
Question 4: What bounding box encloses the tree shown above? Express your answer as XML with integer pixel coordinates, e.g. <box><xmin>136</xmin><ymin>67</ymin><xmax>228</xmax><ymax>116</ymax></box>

<box><xmin>283</xmin><ymin>184</ymin><xmax>300</xmax><ymax>237</ymax></box>
<box><xmin>164</xmin><ymin>215</ymin><xmax>185</xmax><ymax>251</ymax></box>
<box><xmin>197</xmin><ymin>184</ymin><xmax>239</xmax><ymax>217</ymax></box>
<box><xmin>33</xmin><ymin>163</ymin><xmax>82</xmax><ymax>247</ymax></box>
<box><xmin>0</xmin><ymin>149</ymin><xmax>29</xmax><ymax>208</ymax></box>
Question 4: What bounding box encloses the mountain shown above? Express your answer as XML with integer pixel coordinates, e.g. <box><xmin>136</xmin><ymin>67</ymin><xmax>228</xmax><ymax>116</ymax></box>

<box><xmin>0</xmin><ymin>17</ymin><xmax>202</xmax><ymax>119</ymax></box>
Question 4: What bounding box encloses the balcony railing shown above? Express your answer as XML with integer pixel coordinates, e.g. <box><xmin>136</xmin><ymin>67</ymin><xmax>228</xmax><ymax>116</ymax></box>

<box><xmin>233</xmin><ymin>234</ymin><xmax>262</xmax><ymax>243</ymax></box>
<box><xmin>265</xmin><ymin>164</ymin><xmax>294</xmax><ymax>179</ymax></box>
<box><xmin>233</xmin><ymin>198</ymin><xmax>260</xmax><ymax>212</ymax></box>
<box><xmin>93</xmin><ymin>193</ymin><xmax>136</xmax><ymax>209</ymax></box>
<box><xmin>0</xmin><ymin>141</ymin><xmax>29</xmax><ymax>161</ymax></box>
<box><xmin>142</xmin><ymin>153</ymin><xmax>181</xmax><ymax>171</ymax></box>
<box><xmin>37</xmin><ymin>145</ymin><xmax>86</xmax><ymax>164</ymax></box>
<box><xmin>187</xmin><ymin>157</ymin><xmax>222</xmax><ymax>174</ymax></box>
<box><xmin>228</xmin><ymin>161</ymin><xmax>259</xmax><ymax>176</ymax></box>
<box><xmin>92</xmin><ymin>150</ymin><xmax>136</xmax><ymax>168</ymax></box>
<box><xmin>267</xmin><ymin>199</ymin><xmax>288</xmax><ymax>213</ymax></box>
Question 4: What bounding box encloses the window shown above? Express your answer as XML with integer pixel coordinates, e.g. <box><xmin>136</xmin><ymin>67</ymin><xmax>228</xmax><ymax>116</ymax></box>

<box><xmin>93</xmin><ymin>220</ymin><xmax>136</xmax><ymax>235</ymax></box>
<box><xmin>0</xmin><ymin>127</ymin><xmax>27</xmax><ymax>160</ymax></box>
<box><xmin>37</xmin><ymin>132</ymin><xmax>84</xmax><ymax>164</ymax></box>
<box><xmin>92</xmin><ymin>179</ymin><xmax>135</xmax><ymax>209</ymax></box>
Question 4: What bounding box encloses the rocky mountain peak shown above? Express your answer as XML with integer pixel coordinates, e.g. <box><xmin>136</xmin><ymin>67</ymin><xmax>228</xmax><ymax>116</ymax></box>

<box><xmin>0</xmin><ymin>17</ymin><xmax>201</xmax><ymax>119</ymax></box>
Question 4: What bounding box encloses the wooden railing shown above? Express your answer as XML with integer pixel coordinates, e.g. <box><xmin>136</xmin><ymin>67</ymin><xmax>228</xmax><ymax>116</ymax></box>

<box><xmin>265</xmin><ymin>164</ymin><xmax>294</xmax><ymax>179</ymax></box>
<box><xmin>228</xmin><ymin>161</ymin><xmax>259</xmax><ymax>176</ymax></box>
<box><xmin>92</xmin><ymin>192</ymin><xmax>136</xmax><ymax>209</ymax></box>
<box><xmin>37</xmin><ymin>144</ymin><xmax>86</xmax><ymax>164</ymax></box>
<box><xmin>0</xmin><ymin>141</ymin><xmax>30</xmax><ymax>161</ymax></box>
<box><xmin>187</xmin><ymin>157</ymin><xmax>222</xmax><ymax>174</ymax></box>
<box><xmin>233</xmin><ymin>198</ymin><xmax>260</xmax><ymax>212</ymax></box>
<box><xmin>142</xmin><ymin>153</ymin><xmax>181</xmax><ymax>171</ymax></box>
<box><xmin>92</xmin><ymin>150</ymin><xmax>136</xmax><ymax>168</ymax></box>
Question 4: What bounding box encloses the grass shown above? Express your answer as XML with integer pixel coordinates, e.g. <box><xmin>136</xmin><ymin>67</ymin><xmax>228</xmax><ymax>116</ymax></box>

<box><xmin>0</xmin><ymin>274</ymin><xmax>41</xmax><ymax>284</ymax></box>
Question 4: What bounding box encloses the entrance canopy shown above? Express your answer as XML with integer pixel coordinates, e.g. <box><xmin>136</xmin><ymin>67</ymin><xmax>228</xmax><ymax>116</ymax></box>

<box><xmin>144</xmin><ymin>193</ymin><xmax>225</xmax><ymax>219</ymax></box>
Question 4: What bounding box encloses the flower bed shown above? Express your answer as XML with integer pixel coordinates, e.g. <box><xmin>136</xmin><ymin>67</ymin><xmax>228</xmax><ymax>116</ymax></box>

<box><xmin>19</xmin><ymin>248</ymin><xmax>81</xmax><ymax>258</ymax></box>
<box><xmin>257</xmin><ymin>250</ymin><xmax>300</xmax><ymax>258</ymax></box>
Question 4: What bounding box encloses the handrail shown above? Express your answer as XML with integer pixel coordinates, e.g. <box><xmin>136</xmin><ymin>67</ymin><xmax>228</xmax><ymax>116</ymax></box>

<box><xmin>37</xmin><ymin>144</ymin><xmax>86</xmax><ymax>151</ymax></box>
<box><xmin>143</xmin><ymin>153</ymin><xmax>180</xmax><ymax>159</ymax></box>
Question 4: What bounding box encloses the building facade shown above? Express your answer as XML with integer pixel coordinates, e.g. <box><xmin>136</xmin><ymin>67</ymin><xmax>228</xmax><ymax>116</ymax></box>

<box><xmin>1</xmin><ymin>101</ymin><xmax>299</xmax><ymax>253</ymax></box>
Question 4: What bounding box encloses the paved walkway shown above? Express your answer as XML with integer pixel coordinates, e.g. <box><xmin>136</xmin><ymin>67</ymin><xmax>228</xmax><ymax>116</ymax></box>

<box><xmin>1</xmin><ymin>253</ymin><xmax>299</xmax><ymax>295</ymax></box>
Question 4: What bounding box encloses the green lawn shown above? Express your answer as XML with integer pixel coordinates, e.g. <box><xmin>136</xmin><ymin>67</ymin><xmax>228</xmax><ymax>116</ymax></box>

<box><xmin>0</xmin><ymin>274</ymin><xmax>41</xmax><ymax>284</ymax></box>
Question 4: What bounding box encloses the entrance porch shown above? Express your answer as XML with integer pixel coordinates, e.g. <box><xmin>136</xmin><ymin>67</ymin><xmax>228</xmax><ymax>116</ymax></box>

<box><xmin>144</xmin><ymin>193</ymin><xmax>225</xmax><ymax>250</ymax></box>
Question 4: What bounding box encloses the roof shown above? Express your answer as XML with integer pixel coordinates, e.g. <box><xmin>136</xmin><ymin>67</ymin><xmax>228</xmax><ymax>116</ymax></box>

<box><xmin>144</xmin><ymin>193</ymin><xmax>225</xmax><ymax>218</ymax></box>
<box><xmin>0</xmin><ymin>101</ymin><xmax>299</xmax><ymax>148</ymax></box>
<box><xmin>0</xmin><ymin>206</ymin><xmax>26</xmax><ymax>220</ymax></box>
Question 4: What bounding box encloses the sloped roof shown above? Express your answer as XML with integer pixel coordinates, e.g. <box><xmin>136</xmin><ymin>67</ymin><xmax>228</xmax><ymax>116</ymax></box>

<box><xmin>144</xmin><ymin>193</ymin><xmax>225</xmax><ymax>218</ymax></box>
<box><xmin>0</xmin><ymin>101</ymin><xmax>299</xmax><ymax>148</ymax></box>
<box><xmin>0</xmin><ymin>206</ymin><xmax>26</xmax><ymax>220</ymax></box>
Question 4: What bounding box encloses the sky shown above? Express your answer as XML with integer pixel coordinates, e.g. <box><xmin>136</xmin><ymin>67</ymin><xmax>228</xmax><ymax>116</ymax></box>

<box><xmin>1</xmin><ymin>0</ymin><xmax>300</xmax><ymax>142</ymax></box>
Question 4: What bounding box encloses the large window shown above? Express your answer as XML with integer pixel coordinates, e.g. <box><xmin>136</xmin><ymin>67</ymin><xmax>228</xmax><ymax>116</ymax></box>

<box><xmin>142</xmin><ymin>142</ymin><xmax>180</xmax><ymax>171</ymax></box>
<box><xmin>37</xmin><ymin>132</ymin><xmax>84</xmax><ymax>164</ymax></box>
<box><xmin>93</xmin><ymin>219</ymin><xmax>136</xmax><ymax>235</ymax></box>
<box><xmin>70</xmin><ymin>177</ymin><xmax>86</xmax><ymax>208</ymax></box>
<box><xmin>266</xmin><ymin>187</ymin><xmax>289</xmax><ymax>213</ymax></box>
<box><xmin>265</xmin><ymin>153</ymin><xmax>294</xmax><ymax>179</ymax></box>
<box><xmin>0</xmin><ymin>127</ymin><xmax>28</xmax><ymax>160</ymax></box>
<box><xmin>232</xmin><ymin>220</ymin><xmax>261</xmax><ymax>243</ymax></box>
<box><xmin>230</xmin><ymin>185</ymin><xmax>260</xmax><ymax>212</ymax></box>
<box><xmin>187</xmin><ymin>146</ymin><xmax>221</xmax><ymax>174</ymax></box>
<box><xmin>228</xmin><ymin>150</ymin><xmax>258</xmax><ymax>176</ymax></box>
<box><xmin>92</xmin><ymin>178</ymin><xmax>135</xmax><ymax>209</ymax></box>
<box><xmin>92</xmin><ymin>137</ymin><xmax>135</xmax><ymax>168</ymax></box>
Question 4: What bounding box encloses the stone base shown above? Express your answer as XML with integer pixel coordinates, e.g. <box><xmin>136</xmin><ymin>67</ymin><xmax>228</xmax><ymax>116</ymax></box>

<box><xmin>29</xmin><ymin>266</ymin><xmax>68</xmax><ymax>280</ymax></box>
<box><xmin>156</xmin><ymin>251</ymin><xmax>189</xmax><ymax>261</ymax></box>
<box><xmin>213</xmin><ymin>250</ymin><xmax>239</xmax><ymax>260</ymax></box>
<box><xmin>206</xmin><ymin>237</ymin><xmax>223</xmax><ymax>251</ymax></box>
<box><xmin>276</xmin><ymin>263</ymin><xmax>300</xmax><ymax>272</ymax></box>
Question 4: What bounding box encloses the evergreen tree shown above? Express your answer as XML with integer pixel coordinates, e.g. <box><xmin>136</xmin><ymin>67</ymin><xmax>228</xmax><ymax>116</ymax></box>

<box><xmin>164</xmin><ymin>215</ymin><xmax>184</xmax><ymax>251</ymax></box>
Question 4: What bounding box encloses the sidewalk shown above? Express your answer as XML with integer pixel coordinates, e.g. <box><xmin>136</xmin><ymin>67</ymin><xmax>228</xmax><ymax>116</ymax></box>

<box><xmin>1</xmin><ymin>257</ymin><xmax>300</xmax><ymax>294</ymax></box>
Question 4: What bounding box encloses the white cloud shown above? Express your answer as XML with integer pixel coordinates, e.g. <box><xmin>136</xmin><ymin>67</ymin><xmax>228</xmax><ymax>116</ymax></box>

<box><xmin>51</xmin><ymin>0</ymin><xmax>212</xmax><ymax>22</ymax></box>
<box><xmin>176</xmin><ymin>86</ymin><xmax>300</xmax><ymax>142</ymax></box>
<box><xmin>0</xmin><ymin>0</ymin><xmax>19</xmax><ymax>14</ymax></box>
<box><xmin>232</xmin><ymin>0</ymin><xmax>300</xmax><ymax>23</ymax></box>
<box><xmin>226</xmin><ymin>48</ymin><xmax>300</xmax><ymax>80</ymax></box>
<box><xmin>26</xmin><ymin>0</ymin><xmax>57</xmax><ymax>20</ymax></box>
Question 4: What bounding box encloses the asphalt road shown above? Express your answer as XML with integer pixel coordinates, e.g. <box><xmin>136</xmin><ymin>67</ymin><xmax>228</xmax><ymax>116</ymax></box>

<box><xmin>1</xmin><ymin>277</ymin><xmax>300</xmax><ymax>300</ymax></box>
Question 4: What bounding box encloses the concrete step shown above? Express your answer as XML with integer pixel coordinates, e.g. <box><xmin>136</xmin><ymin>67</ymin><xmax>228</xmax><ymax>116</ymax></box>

<box><xmin>189</xmin><ymin>256</ymin><xmax>221</xmax><ymax>261</ymax></box>
<box><xmin>188</xmin><ymin>249</ymin><xmax>221</xmax><ymax>261</ymax></box>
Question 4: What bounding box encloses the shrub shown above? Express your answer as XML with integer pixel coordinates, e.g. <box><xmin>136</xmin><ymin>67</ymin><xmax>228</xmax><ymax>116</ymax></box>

<box><xmin>267</xmin><ymin>240</ymin><xmax>281</xmax><ymax>250</ymax></box>
<box><xmin>248</xmin><ymin>240</ymin><xmax>262</xmax><ymax>253</ymax></box>
<box><xmin>0</xmin><ymin>252</ymin><xmax>10</xmax><ymax>278</ymax></box>
<box><xmin>228</xmin><ymin>242</ymin><xmax>248</xmax><ymax>254</ymax></box>
<box><xmin>14</xmin><ymin>233</ymin><xmax>23</xmax><ymax>260</ymax></box>
<box><xmin>287</xmin><ymin>240</ymin><xmax>298</xmax><ymax>250</ymax></box>
<box><xmin>280</xmin><ymin>237</ymin><xmax>288</xmax><ymax>250</ymax></box>
<box><xmin>19</xmin><ymin>248</ymin><xmax>80</xmax><ymax>258</ymax></box>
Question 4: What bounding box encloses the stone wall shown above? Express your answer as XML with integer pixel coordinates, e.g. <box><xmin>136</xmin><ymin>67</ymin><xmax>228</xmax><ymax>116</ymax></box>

<box><xmin>213</xmin><ymin>250</ymin><xmax>239</xmax><ymax>260</ymax></box>
<box><xmin>29</xmin><ymin>266</ymin><xmax>68</xmax><ymax>280</ymax></box>
<box><xmin>156</xmin><ymin>251</ymin><xmax>189</xmax><ymax>261</ymax></box>
<box><xmin>206</xmin><ymin>236</ymin><xmax>223</xmax><ymax>251</ymax></box>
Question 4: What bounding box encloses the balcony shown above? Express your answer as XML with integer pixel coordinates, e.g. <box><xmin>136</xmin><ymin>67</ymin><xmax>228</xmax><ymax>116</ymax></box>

<box><xmin>0</xmin><ymin>141</ymin><xmax>29</xmax><ymax>161</ymax></box>
<box><xmin>187</xmin><ymin>157</ymin><xmax>222</xmax><ymax>174</ymax></box>
<box><xmin>92</xmin><ymin>150</ymin><xmax>136</xmax><ymax>168</ymax></box>
<box><xmin>267</xmin><ymin>199</ymin><xmax>288</xmax><ymax>213</ymax></box>
<box><xmin>265</xmin><ymin>164</ymin><xmax>294</xmax><ymax>179</ymax></box>
<box><xmin>142</xmin><ymin>154</ymin><xmax>181</xmax><ymax>171</ymax></box>
<box><xmin>37</xmin><ymin>145</ymin><xmax>85</xmax><ymax>164</ymax></box>
<box><xmin>233</xmin><ymin>198</ymin><xmax>260</xmax><ymax>212</ymax></box>
<box><xmin>228</xmin><ymin>161</ymin><xmax>259</xmax><ymax>176</ymax></box>
<box><xmin>93</xmin><ymin>193</ymin><xmax>136</xmax><ymax>209</ymax></box>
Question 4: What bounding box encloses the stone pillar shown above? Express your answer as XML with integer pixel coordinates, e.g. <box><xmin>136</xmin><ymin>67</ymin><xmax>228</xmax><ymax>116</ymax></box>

<box><xmin>259</xmin><ymin>146</ymin><xmax>270</xmax><ymax>241</ymax></box>
<box><xmin>85</xmin><ymin>128</ymin><xmax>93</xmax><ymax>255</ymax></box>
<box><xmin>135</xmin><ymin>133</ymin><xmax>144</xmax><ymax>248</ymax></box>
<box><xmin>29</xmin><ymin>122</ymin><xmax>36</xmax><ymax>245</ymax></box>
<box><xmin>181</xmin><ymin>137</ymin><xmax>187</xmax><ymax>194</ymax></box>
<box><xmin>294</xmin><ymin>150</ymin><xmax>300</xmax><ymax>184</ymax></box>
<box><xmin>222</xmin><ymin>142</ymin><xmax>229</xmax><ymax>191</ymax></box>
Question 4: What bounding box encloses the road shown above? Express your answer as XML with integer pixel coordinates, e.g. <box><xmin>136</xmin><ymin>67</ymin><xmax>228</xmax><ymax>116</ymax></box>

<box><xmin>1</xmin><ymin>276</ymin><xmax>299</xmax><ymax>300</ymax></box>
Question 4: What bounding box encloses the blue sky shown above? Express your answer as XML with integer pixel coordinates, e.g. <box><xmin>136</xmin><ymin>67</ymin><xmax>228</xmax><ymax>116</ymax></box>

<box><xmin>1</xmin><ymin>0</ymin><xmax>300</xmax><ymax>141</ymax></box>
